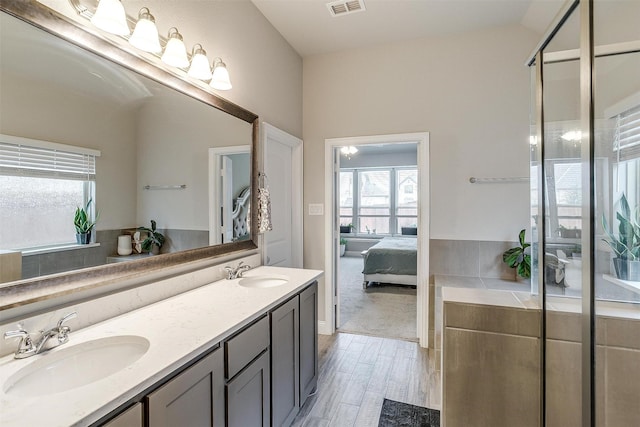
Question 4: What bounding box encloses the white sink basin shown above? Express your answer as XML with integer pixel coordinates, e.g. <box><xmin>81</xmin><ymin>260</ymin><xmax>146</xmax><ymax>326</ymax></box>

<box><xmin>238</xmin><ymin>274</ymin><xmax>289</xmax><ymax>288</ymax></box>
<box><xmin>3</xmin><ymin>335</ymin><xmax>149</xmax><ymax>397</ymax></box>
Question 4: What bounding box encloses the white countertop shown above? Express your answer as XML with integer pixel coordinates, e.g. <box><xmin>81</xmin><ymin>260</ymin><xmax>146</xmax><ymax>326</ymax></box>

<box><xmin>0</xmin><ymin>266</ymin><xmax>322</xmax><ymax>427</ymax></box>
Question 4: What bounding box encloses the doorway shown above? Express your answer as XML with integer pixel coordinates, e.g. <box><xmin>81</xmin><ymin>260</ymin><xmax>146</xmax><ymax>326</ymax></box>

<box><xmin>323</xmin><ymin>133</ymin><xmax>430</xmax><ymax>347</ymax></box>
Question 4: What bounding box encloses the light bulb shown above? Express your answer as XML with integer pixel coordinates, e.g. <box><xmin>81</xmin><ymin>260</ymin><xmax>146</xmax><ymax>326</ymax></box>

<box><xmin>210</xmin><ymin>58</ymin><xmax>232</xmax><ymax>90</ymax></box>
<box><xmin>188</xmin><ymin>45</ymin><xmax>213</xmax><ymax>80</ymax></box>
<box><xmin>129</xmin><ymin>8</ymin><xmax>161</xmax><ymax>53</ymax></box>
<box><xmin>161</xmin><ymin>28</ymin><xmax>189</xmax><ymax>68</ymax></box>
<box><xmin>91</xmin><ymin>0</ymin><xmax>130</xmax><ymax>36</ymax></box>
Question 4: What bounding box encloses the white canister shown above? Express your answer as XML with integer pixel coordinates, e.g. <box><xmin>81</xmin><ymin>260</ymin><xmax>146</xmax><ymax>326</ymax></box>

<box><xmin>117</xmin><ymin>234</ymin><xmax>133</xmax><ymax>256</ymax></box>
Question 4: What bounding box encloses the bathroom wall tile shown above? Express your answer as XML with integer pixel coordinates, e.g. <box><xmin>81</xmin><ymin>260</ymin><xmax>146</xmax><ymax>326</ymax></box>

<box><xmin>443</xmin><ymin>328</ymin><xmax>540</xmax><ymax>427</ymax></box>
<box><xmin>604</xmin><ymin>347</ymin><xmax>640</xmax><ymax>426</ymax></box>
<box><xmin>164</xmin><ymin>229</ymin><xmax>209</xmax><ymax>253</ymax></box>
<box><xmin>545</xmin><ymin>339</ymin><xmax>582</xmax><ymax>426</ymax></box>
<box><xmin>444</xmin><ymin>302</ymin><xmax>540</xmax><ymax>337</ymax></box>
<box><xmin>479</xmin><ymin>240</ymin><xmax>516</xmax><ymax>279</ymax></box>
<box><xmin>481</xmin><ymin>277</ymin><xmax>530</xmax><ymax>292</ymax></box>
<box><xmin>434</xmin><ymin>275</ymin><xmax>484</xmax><ymax>289</ymax></box>
<box><xmin>604</xmin><ymin>316</ymin><xmax>640</xmax><ymax>350</ymax></box>
<box><xmin>546</xmin><ymin>311</ymin><xmax>581</xmax><ymax>342</ymax></box>
<box><xmin>429</xmin><ymin>239</ymin><xmax>479</xmax><ymax>277</ymax></box>
<box><xmin>20</xmin><ymin>255</ymin><xmax>40</xmax><ymax>280</ymax></box>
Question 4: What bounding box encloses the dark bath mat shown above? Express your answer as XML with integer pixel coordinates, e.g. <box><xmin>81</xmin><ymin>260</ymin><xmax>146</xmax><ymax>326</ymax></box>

<box><xmin>378</xmin><ymin>398</ymin><xmax>440</xmax><ymax>427</ymax></box>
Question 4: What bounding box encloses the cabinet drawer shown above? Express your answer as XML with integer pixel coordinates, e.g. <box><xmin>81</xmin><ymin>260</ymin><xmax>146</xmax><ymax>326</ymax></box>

<box><xmin>225</xmin><ymin>315</ymin><xmax>269</xmax><ymax>379</ymax></box>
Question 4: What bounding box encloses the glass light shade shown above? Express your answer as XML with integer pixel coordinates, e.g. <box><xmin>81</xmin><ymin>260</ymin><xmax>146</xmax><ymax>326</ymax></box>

<box><xmin>161</xmin><ymin>29</ymin><xmax>189</xmax><ymax>68</ymax></box>
<box><xmin>91</xmin><ymin>0</ymin><xmax>130</xmax><ymax>36</ymax></box>
<box><xmin>210</xmin><ymin>59</ymin><xmax>232</xmax><ymax>90</ymax></box>
<box><xmin>188</xmin><ymin>46</ymin><xmax>213</xmax><ymax>80</ymax></box>
<box><xmin>129</xmin><ymin>12</ymin><xmax>161</xmax><ymax>53</ymax></box>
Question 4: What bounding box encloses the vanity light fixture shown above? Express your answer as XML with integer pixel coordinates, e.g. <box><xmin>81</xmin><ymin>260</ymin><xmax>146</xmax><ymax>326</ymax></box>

<box><xmin>70</xmin><ymin>0</ymin><xmax>234</xmax><ymax>89</ymax></box>
<box><xmin>210</xmin><ymin>58</ymin><xmax>233</xmax><ymax>90</ymax></box>
<box><xmin>188</xmin><ymin>44</ymin><xmax>213</xmax><ymax>80</ymax></box>
<box><xmin>129</xmin><ymin>7</ymin><xmax>161</xmax><ymax>53</ymax></box>
<box><xmin>161</xmin><ymin>27</ymin><xmax>190</xmax><ymax>69</ymax></box>
<box><xmin>90</xmin><ymin>0</ymin><xmax>130</xmax><ymax>36</ymax></box>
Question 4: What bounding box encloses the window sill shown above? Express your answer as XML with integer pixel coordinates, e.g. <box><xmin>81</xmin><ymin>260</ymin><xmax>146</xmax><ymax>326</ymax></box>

<box><xmin>20</xmin><ymin>243</ymin><xmax>101</xmax><ymax>256</ymax></box>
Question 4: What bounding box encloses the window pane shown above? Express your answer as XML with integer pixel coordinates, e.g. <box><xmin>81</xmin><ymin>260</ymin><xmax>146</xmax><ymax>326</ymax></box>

<box><xmin>553</xmin><ymin>162</ymin><xmax>582</xmax><ymax>236</ymax></box>
<box><xmin>339</xmin><ymin>171</ymin><xmax>353</xmax><ymax>208</ymax></box>
<box><xmin>0</xmin><ymin>176</ymin><xmax>86</xmax><ymax>249</ymax></box>
<box><xmin>359</xmin><ymin>217</ymin><xmax>389</xmax><ymax>234</ymax></box>
<box><xmin>359</xmin><ymin>170</ymin><xmax>390</xmax><ymax>214</ymax></box>
<box><xmin>396</xmin><ymin>169</ymin><xmax>418</xmax><ymax>213</ymax></box>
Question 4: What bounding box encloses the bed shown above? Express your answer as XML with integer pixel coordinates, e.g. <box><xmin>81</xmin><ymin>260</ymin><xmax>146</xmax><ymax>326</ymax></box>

<box><xmin>361</xmin><ymin>237</ymin><xmax>417</xmax><ymax>289</ymax></box>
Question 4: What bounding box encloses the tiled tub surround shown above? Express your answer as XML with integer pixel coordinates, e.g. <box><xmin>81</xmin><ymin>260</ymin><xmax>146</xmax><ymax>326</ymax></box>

<box><xmin>0</xmin><ymin>265</ymin><xmax>322</xmax><ymax>426</ymax></box>
<box><xmin>441</xmin><ymin>283</ymin><xmax>640</xmax><ymax>427</ymax></box>
<box><xmin>429</xmin><ymin>239</ymin><xmax>518</xmax><ymax>281</ymax></box>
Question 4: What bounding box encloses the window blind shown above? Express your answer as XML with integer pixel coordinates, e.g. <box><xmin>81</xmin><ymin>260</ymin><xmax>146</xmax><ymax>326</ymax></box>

<box><xmin>0</xmin><ymin>134</ymin><xmax>100</xmax><ymax>180</ymax></box>
<box><xmin>615</xmin><ymin>104</ymin><xmax>640</xmax><ymax>161</ymax></box>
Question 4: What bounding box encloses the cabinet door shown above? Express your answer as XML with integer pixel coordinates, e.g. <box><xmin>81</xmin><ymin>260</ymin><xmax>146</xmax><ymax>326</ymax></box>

<box><xmin>147</xmin><ymin>348</ymin><xmax>224</xmax><ymax>427</ymax></box>
<box><xmin>101</xmin><ymin>402</ymin><xmax>143</xmax><ymax>427</ymax></box>
<box><xmin>271</xmin><ymin>295</ymin><xmax>300</xmax><ymax>427</ymax></box>
<box><xmin>299</xmin><ymin>281</ymin><xmax>318</xmax><ymax>406</ymax></box>
<box><xmin>227</xmin><ymin>350</ymin><xmax>270</xmax><ymax>427</ymax></box>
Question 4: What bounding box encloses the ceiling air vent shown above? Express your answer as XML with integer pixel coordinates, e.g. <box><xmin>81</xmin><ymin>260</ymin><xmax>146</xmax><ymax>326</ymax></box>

<box><xmin>327</xmin><ymin>0</ymin><xmax>366</xmax><ymax>17</ymax></box>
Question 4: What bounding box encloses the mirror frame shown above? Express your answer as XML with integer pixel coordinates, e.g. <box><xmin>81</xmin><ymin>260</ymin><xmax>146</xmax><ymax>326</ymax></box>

<box><xmin>0</xmin><ymin>0</ymin><xmax>259</xmax><ymax>309</ymax></box>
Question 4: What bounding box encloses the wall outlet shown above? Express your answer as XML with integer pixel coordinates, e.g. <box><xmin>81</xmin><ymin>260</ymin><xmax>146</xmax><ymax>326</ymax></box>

<box><xmin>308</xmin><ymin>204</ymin><xmax>324</xmax><ymax>215</ymax></box>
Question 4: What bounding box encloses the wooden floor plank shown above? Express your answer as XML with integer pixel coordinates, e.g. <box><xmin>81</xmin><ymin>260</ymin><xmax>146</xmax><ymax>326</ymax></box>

<box><xmin>292</xmin><ymin>332</ymin><xmax>440</xmax><ymax>426</ymax></box>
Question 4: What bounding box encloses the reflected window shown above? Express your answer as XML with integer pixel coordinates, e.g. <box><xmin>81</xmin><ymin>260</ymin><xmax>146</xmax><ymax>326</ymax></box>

<box><xmin>0</xmin><ymin>138</ymin><xmax>98</xmax><ymax>250</ymax></box>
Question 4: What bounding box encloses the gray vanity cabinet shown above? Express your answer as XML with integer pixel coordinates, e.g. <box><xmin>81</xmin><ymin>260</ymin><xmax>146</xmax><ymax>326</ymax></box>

<box><xmin>225</xmin><ymin>315</ymin><xmax>271</xmax><ymax>427</ymax></box>
<box><xmin>299</xmin><ymin>281</ymin><xmax>318</xmax><ymax>406</ymax></box>
<box><xmin>270</xmin><ymin>295</ymin><xmax>300</xmax><ymax>427</ymax></box>
<box><xmin>146</xmin><ymin>348</ymin><xmax>225</xmax><ymax>427</ymax></box>
<box><xmin>101</xmin><ymin>403</ymin><xmax>142</xmax><ymax>427</ymax></box>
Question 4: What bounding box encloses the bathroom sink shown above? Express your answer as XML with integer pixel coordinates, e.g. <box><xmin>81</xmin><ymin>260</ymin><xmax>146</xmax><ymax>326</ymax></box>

<box><xmin>3</xmin><ymin>335</ymin><xmax>149</xmax><ymax>397</ymax></box>
<box><xmin>238</xmin><ymin>274</ymin><xmax>289</xmax><ymax>288</ymax></box>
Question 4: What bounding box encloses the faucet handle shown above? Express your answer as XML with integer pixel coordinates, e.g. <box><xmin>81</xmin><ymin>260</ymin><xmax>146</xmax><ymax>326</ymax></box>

<box><xmin>4</xmin><ymin>329</ymin><xmax>30</xmax><ymax>341</ymax></box>
<box><xmin>57</xmin><ymin>311</ymin><xmax>77</xmax><ymax>329</ymax></box>
<box><xmin>4</xmin><ymin>329</ymin><xmax>36</xmax><ymax>358</ymax></box>
<box><xmin>56</xmin><ymin>312</ymin><xmax>77</xmax><ymax>343</ymax></box>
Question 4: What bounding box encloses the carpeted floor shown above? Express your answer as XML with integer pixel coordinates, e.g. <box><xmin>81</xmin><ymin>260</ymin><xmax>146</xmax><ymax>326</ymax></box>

<box><xmin>338</xmin><ymin>256</ymin><xmax>417</xmax><ymax>341</ymax></box>
<box><xmin>378</xmin><ymin>399</ymin><xmax>440</xmax><ymax>426</ymax></box>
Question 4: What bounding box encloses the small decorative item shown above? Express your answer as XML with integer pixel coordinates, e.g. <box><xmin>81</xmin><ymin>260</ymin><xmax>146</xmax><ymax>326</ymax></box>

<box><xmin>74</xmin><ymin>198</ymin><xmax>98</xmax><ymax>244</ymax></box>
<box><xmin>137</xmin><ymin>220</ymin><xmax>165</xmax><ymax>254</ymax></box>
<box><xmin>132</xmin><ymin>231</ymin><xmax>143</xmax><ymax>254</ymax></box>
<box><xmin>503</xmin><ymin>229</ymin><xmax>531</xmax><ymax>279</ymax></box>
<box><xmin>117</xmin><ymin>234</ymin><xmax>133</xmax><ymax>256</ymax></box>
<box><xmin>257</xmin><ymin>172</ymin><xmax>273</xmax><ymax>233</ymax></box>
<box><xmin>603</xmin><ymin>193</ymin><xmax>640</xmax><ymax>281</ymax></box>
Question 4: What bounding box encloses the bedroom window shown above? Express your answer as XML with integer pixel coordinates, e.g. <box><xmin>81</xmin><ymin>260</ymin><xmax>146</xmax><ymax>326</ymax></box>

<box><xmin>339</xmin><ymin>167</ymin><xmax>418</xmax><ymax>235</ymax></box>
<box><xmin>0</xmin><ymin>135</ymin><xmax>99</xmax><ymax>250</ymax></box>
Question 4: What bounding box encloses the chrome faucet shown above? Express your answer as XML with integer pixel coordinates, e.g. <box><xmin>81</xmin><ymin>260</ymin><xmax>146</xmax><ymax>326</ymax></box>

<box><xmin>4</xmin><ymin>312</ymin><xmax>77</xmax><ymax>359</ymax></box>
<box><xmin>224</xmin><ymin>261</ymin><xmax>251</xmax><ymax>279</ymax></box>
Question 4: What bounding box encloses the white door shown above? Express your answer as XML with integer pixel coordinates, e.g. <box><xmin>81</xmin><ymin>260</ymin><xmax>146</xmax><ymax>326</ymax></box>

<box><xmin>333</xmin><ymin>148</ymin><xmax>341</xmax><ymax>327</ymax></box>
<box><xmin>263</xmin><ymin>123</ymin><xmax>303</xmax><ymax>268</ymax></box>
<box><xmin>221</xmin><ymin>156</ymin><xmax>233</xmax><ymax>243</ymax></box>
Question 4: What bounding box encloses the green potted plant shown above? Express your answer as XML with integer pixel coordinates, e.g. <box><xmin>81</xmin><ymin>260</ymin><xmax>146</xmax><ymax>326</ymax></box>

<box><xmin>340</xmin><ymin>237</ymin><xmax>347</xmax><ymax>257</ymax></box>
<box><xmin>603</xmin><ymin>193</ymin><xmax>640</xmax><ymax>281</ymax></box>
<box><xmin>74</xmin><ymin>198</ymin><xmax>98</xmax><ymax>244</ymax></box>
<box><xmin>137</xmin><ymin>220</ymin><xmax>166</xmax><ymax>254</ymax></box>
<box><xmin>503</xmin><ymin>229</ymin><xmax>531</xmax><ymax>280</ymax></box>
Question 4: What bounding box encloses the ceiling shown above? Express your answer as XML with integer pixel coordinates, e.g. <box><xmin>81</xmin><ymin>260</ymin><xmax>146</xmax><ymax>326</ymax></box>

<box><xmin>251</xmin><ymin>0</ymin><xmax>566</xmax><ymax>57</ymax></box>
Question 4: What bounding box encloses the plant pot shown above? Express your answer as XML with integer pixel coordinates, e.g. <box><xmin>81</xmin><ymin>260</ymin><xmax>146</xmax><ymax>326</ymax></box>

<box><xmin>340</xmin><ymin>226</ymin><xmax>352</xmax><ymax>234</ymax></box>
<box><xmin>149</xmin><ymin>245</ymin><xmax>161</xmax><ymax>255</ymax></box>
<box><xmin>613</xmin><ymin>258</ymin><xmax>640</xmax><ymax>281</ymax></box>
<box><xmin>76</xmin><ymin>232</ymin><xmax>91</xmax><ymax>244</ymax></box>
<box><xmin>401</xmin><ymin>227</ymin><xmax>417</xmax><ymax>235</ymax></box>
<box><xmin>340</xmin><ymin>244</ymin><xmax>346</xmax><ymax>257</ymax></box>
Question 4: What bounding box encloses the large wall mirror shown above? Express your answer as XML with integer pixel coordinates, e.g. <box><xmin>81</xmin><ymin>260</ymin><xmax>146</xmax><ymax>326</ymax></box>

<box><xmin>0</xmin><ymin>1</ymin><xmax>258</xmax><ymax>302</ymax></box>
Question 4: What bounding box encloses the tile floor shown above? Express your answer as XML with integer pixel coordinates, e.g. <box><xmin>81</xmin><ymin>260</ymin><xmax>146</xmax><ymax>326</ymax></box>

<box><xmin>292</xmin><ymin>332</ymin><xmax>440</xmax><ymax>427</ymax></box>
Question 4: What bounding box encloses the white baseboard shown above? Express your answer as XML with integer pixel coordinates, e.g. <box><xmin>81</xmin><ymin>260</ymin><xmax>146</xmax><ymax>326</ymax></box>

<box><xmin>318</xmin><ymin>320</ymin><xmax>332</xmax><ymax>335</ymax></box>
